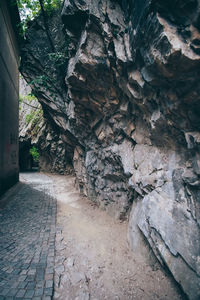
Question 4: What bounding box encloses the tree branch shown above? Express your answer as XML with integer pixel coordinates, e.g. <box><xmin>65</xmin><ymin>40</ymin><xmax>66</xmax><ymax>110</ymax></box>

<box><xmin>22</xmin><ymin>101</ymin><xmax>40</xmax><ymax>109</ymax></box>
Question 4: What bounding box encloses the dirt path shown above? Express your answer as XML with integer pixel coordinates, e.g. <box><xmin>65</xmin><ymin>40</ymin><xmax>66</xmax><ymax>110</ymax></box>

<box><xmin>51</xmin><ymin>174</ymin><xmax>183</xmax><ymax>300</ymax></box>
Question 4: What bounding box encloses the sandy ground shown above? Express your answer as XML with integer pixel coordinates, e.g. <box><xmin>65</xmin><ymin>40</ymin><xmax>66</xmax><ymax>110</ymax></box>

<box><xmin>50</xmin><ymin>174</ymin><xmax>184</xmax><ymax>300</ymax></box>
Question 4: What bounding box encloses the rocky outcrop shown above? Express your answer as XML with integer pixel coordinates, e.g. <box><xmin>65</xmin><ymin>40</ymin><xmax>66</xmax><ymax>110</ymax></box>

<box><xmin>19</xmin><ymin>79</ymin><xmax>72</xmax><ymax>174</ymax></box>
<box><xmin>20</xmin><ymin>0</ymin><xmax>200</xmax><ymax>298</ymax></box>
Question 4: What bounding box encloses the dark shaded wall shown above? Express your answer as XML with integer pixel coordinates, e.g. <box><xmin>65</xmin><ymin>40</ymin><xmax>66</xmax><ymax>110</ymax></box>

<box><xmin>0</xmin><ymin>0</ymin><xmax>20</xmax><ymax>196</ymax></box>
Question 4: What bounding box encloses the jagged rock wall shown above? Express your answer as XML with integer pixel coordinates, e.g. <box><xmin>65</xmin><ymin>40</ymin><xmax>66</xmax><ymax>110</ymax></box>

<box><xmin>20</xmin><ymin>1</ymin><xmax>200</xmax><ymax>298</ymax></box>
<box><xmin>19</xmin><ymin>79</ymin><xmax>72</xmax><ymax>174</ymax></box>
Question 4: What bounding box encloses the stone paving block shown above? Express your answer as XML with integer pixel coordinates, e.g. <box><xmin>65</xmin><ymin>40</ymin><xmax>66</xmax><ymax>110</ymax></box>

<box><xmin>44</xmin><ymin>274</ymin><xmax>53</xmax><ymax>281</ymax></box>
<box><xmin>18</xmin><ymin>275</ymin><xmax>27</xmax><ymax>282</ymax></box>
<box><xmin>20</xmin><ymin>270</ymin><xmax>27</xmax><ymax>275</ymax></box>
<box><xmin>15</xmin><ymin>289</ymin><xmax>26</xmax><ymax>298</ymax></box>
<box><xmin>42</xmin><ymin>296</ymin><xmax>51</xmax><ymax>300</ymax></box>
<box><xmin>45</xmin><ymin>281</ymin><xmax>53</xmax><ymax>289</ymax></box>
<box><xmin>26</xmin><ymin>275</ymin><xmax>35</xmax><ymax>282</ymax></box>
<box><xmin>17</xmin><ymin>281</ymin><xmax>27</xmax><ymax>289</ymax></box>
<box><xmin>35</xmin><ymin>282</ymin><xmax>44</xmax><ymax>289</ymax></box>
<box><xmin>28</xmin><ymin>269</ymin><xmax>36</xmax><ymax>276</ymax></box>
<box><xmin>0</xmin><ymin>289</ymin><xmax>9</xmax><ymax>297</ymax></box>
<box><xmin>46</xmin><ymin>262</ymin><xmax>54</xmax><ymax>269</ymax></box>
<box><xmin>5</xmin><ymin>289</ymin><xmax>17</xmax><ymax>297</ymax></box>
<box><xmin>31</xmin><ymin>259</ymin><xmax>40</xmax><ymax>265</ymax></box>
<box><xmin>30</xmin><ymin>263</ymin><xmax>38</xmax><ymax>268</ymax></box>
<box><xmin>34</xmin><ymin>288</ymin><xmax>43</xmax><ymax>297</ymax></box>
<box><xmin>36</xmin><ymin>268</ymin><xmax>45</xmax><ymax>274</ymax></box>
<box><xmin>36</xmin><ymin>274</ymin><xmax>44</xmax><ymax>281</ymax></box>
<box><xmin>11</xmin><ymin>269</ymin><xmax>20</xmax><ymax>275</ymax></box>
<box><xmin>24</xmin><ymin>289</ymin><xmax>35</xmax><ymax>298</ymax></box>
<box><xmin>26</xmin><ymin>282</ymin><xmax>36</xmax><ymax>289</ymax></box>
<box><xmin>0</xmin><ymin>281</ymin><xmax>6</xmax><ymax>287</ymax></box>
<box><xmin>43</xmin><ymin>288</ymin><xmax>53</xmax><ymax>296</ymax></box>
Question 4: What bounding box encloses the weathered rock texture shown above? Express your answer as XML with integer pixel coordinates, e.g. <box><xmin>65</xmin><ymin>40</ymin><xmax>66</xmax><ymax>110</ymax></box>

<box><xmin>20</xmin><ymin>0</ymin><xmax>200</xmax><ymax>298</ymax></box>
<box><xmin>19</xmin><ymin>79</ymin><xmax>71</xmax><ymax>174</ymax></box>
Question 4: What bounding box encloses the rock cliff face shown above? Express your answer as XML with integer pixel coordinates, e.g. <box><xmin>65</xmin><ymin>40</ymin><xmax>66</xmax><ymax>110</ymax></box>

<box><xmin>19</xmin><ymin>79</ymin><xmax>72</xmax><ymax>174</ymax></box>
<box><xmin>20</xmin><ymin>0</ymin><xmax>200</xmax><ymax>298</ymax></box>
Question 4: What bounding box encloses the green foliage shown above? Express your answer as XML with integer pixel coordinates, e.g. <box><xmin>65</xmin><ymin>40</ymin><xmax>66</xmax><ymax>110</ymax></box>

<box><xmin>19</xmin><ymin>93</ymin><xmax>38</xmax><ymax>111</ymax></box>
<box><xmin>17</xmin><ymin>0</ymin><xmax>61</xmax><ymax>19</ymax></box>
<box><xmin>29</xmin><ymin>75</ymin><xmax>57</xmax><ymax>95</ymax></box>
<box><xmin>25</xmin><ymin>93</ymin><xmax>38</xmax><ymax>102</ymax></box>
<box><xmin>19</xmin><ymin>93</ymin><xmax>43</xmax><ymax>125</ymax></box>
<box><xmin>16</xmin><ymin>0</ymin><xmax>62</xmax><ymax>35</ymax></box>
<box><xmin>19</xmin><ymin>95</ymin><xmax>23</xmax><ymax>111</ymax></box>
<box><xmin>17</xmin><ymin>1</ymin><xmax>69</xmax><ymax>103</ymax></box>
<box><xmin>32</xmin><ymin>109</ymin><xmax>43</xmax><ymax>125</ymax></box>
<box><xmin>25</xmin><ymin>111</ymin><xmax>34</xmax><ymax>123</ymax></box>
<box><xmin>25</xmin><ymin>108</ymin><xmax>43</xmax><ymax>125</ymax></box>
<box><xmin>48</xmin><ymin>52</ymin><xmax>68</xmax><ymax>67</ymax></box>
<box><xmin>29</xmin><ymin>75</ymin><xmax>49</xmax><ymax>88</ymax></box>
<box><xmin>19</xmin><ymin>94</ymin><xmax>23</xmax><ymax>104</ymax></box>
<box><xmin>19</xmin><ymin>93</ymin><xmax>37</xmax><ymax>103</ymax></box>
<box><xmin>25</xmin><ymin>112</ymin><xmax>32</xmax><ymax>123</ymax></box>
<box><xmin>29</xmin><ymin>146</ymin><xmax>39</xmax><ymax>162</ymax></box>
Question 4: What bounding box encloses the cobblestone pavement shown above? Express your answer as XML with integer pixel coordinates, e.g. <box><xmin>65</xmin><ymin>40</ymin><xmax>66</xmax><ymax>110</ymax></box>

<box><xmin>0</xmin><ymin>173</ymin><xmax>56</xmax><ymax>300</ymax></box>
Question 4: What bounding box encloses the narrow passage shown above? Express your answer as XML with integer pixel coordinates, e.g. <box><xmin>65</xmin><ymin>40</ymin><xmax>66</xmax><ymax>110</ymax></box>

<box><xmin>0</xmin><ymin>173</ymin><xmax>184</xmax><ymax>300</ymax></box>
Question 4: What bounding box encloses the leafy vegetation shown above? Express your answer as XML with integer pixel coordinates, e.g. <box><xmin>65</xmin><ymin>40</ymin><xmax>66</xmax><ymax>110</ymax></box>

<box><xmin>25</xmin><ymin>109</ymin><xmax>42</xmax><ymax>125</ymax></box>
<box><xmin>48</xmin><ymin>51</ymin><xmax>68</xmax><ymax>67</ymax></box>
<box><xmin>20</xmin><ymin>93</ymin><xmax>37</xmax><ymax>103</ymax></box>
<box><xmin>17</xmin><ymin>0</ymin><xmax>69</xmax><ymax>105</ymax></box>
<box><xmin>28</xmin><ymin>75</ymin><xmax>57</xmax><ymax>98</ymax></box>
<box><xmin>19</xmin><ymin>93</ymin><xmax>43</xmax><ymax>126</ymax></box>
<box><xmin>16</xmin><ymin>0</ymin><xmax>62</xmax><ymax>35</ymax></box>
<box><xmin>29</xmin><ymin>146</ymin><xmax>39</xmax><ymax>162</ymax></box>
<box><xmin>25</xmin><ymin>106</ymin><xmax>43</xmax><ymax>125</ymax></box>
<box><xmin>19</xmin><ymin>93</ymin><xmax>38</xmax><ymax>110</ymax></box>
<box><xmin>19</xmin><ymin>94</ymin><xmax>23</xmax><ymax>110</ymax></box>
<box><xmin>24</xmin><ymin>93</ymin><xmax>38</xmax><ymax>102</ymax></box>
<box><xmin>29</xmin><ymin>75</ymin><xmax>50</xmax><ymax>88</ymax></box>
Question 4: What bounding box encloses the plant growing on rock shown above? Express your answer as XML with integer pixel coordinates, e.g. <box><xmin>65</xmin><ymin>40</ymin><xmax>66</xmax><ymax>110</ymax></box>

<box><xmin>29</xmin><ymin>75</ymin><xmax>50</xmax><ymax>88</ymax></box>
<box><xmin>16</xmin><ymin>0</ymin><xmax>61</xmax><ymax>24</ymax></box>
<box><xmin>29</xmin><ymin>146</ymin><xmax>39</xmax><ymax>162</ymax></box>
<box><xmin>25</xmin><ymin>109</ymin><xmax>43</xmax><ymax>125</ymax></box>
<box><xmin>48</xmin><ymin>51</ymin><xmax>68</xmax><ymax>68</ymax></box>
<box><xmin>18</xmin><ymin>0</ymin><xmax>70</xmax><ymax>106</ymax></box>
<box><xmin>19</xmin><ymin>93</ymin><xmax>43</xmax><ymax>127</ymax></box>
<box><xmin>17</xmin><ymin>0</ymin><xmax>61</xmax><ymax>48</ymax></box>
